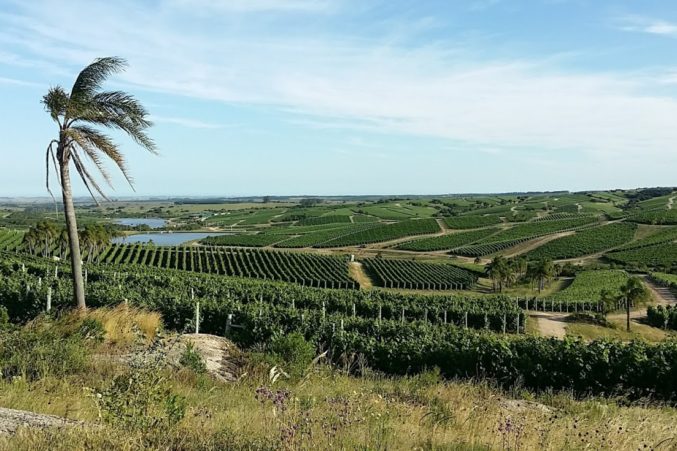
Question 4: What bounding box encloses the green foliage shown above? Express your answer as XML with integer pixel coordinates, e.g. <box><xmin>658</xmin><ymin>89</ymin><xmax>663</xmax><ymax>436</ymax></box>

<box><xmin>94</xmin><ymin>364</ymin><xmax>186</xmax><ymax>432</ymax></box>
<box><xmin>201</xmin><ymin>233</ymin><xmax>289</xmax><ymax>247</ymax></box>
<box><xmin>270</xmin><ymin>332</ymin><xmax>316</xmax><ymax>376</ymax></box>
<box><xmin>443</xmin><ymin>215</ymin><xmax>502</xmax><ymax>229</ymax></box>
<box><xmin>647</xmin><ymin>305</ymin><xmax>677</xmax><ymax>330</ymax></box>
<box><xmin>362</xmin><ymin>259</ymin><xmax>476</xmax><ymax>290</ymax></box>
<box><xmin>396</xmin><ymin>228</ymin><xmax>499</xmax><ymax>252</ymax></box>
<box><xmin>97</xmin><ymin>245</ymin><xmax>358</xmax><ymax>288</ymax></box>
<box><xmin>179</xmin><ymin>342</ymin><xmax>207</xmax><ymax>374</ymax></box>
<box><xmin>0</xmin><ymin>317</ymin><xmax>89</xmax><ymax>381</ymax></box>
<box><xmin>527</xmin><ymin>223</ymin><xmax>637</xmax><ymax>260</ymax></box>
<box><xmin>551</xmin><ymin>270</ymin><xmax>630</xmax><ymax>302</ymax></box>
<box><xmin>627</xmin><ymin>209</ymin><xmax>677</xmax><ymax>225</ymax></box>
<box><xmin>606</xmin><ymin>243</ymin><xmax>677</xmax><ymax>272</ymax></box>
<box><xmin>318</xmin><ymin>219</ymin><xmax>440</xmax><ymax>247</ymax></box>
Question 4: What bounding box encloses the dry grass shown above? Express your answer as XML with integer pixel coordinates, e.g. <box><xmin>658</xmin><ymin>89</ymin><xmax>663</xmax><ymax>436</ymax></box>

<box><xmin>1</xmin><ymin>353</ymin><xmax>677</xmax><ymax>450</ymax></box>
<box><xmin>2</xmin><ymin>310</ymin><xmax>677</xmax><ymax>450</ymax></box>
<box><xmin>566</xmin><ymin>318</ymin><xmax>672</xmax><ymax>342</ymax></box>
<box><xmin>83</xmin><ymin>305</ymin><xmax>161</xmax><ymax>345</ymax></box>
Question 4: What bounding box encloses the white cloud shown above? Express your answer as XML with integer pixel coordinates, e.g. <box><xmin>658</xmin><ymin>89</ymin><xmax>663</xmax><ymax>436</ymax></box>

<box><xmin>150</xmin><ymin>116</ymin><xmax>229</xmax><ymax>129</ymax></box>
<box><xmin>1</xmin><ymin>1</ymin><xmax>677</xmax><ymax>166</ymax></box>
<box><xmin>167</xmin><ymin>0</ymin><xmax>338</xmax><ymax>13</ymax></box>
<box><xmin>616</xmin><ymin>15</ymin><xmax>677</xmax><ymax>37</ymax></box>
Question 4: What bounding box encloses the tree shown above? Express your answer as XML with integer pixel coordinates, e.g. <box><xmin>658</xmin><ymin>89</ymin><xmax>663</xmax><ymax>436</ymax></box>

<box><xmin>619</xmin><ymin>277</ymin><xmax>649</xmax><ymax>332</ymax></box>
<box><xmin>486</xmin><ymin>255</ymin><xmax>511</xmax><ymax>292</ymax></box>
<box><xmin>42</xmin><ymin>57</ymin><xmax>156</xmax><ymax>309</ymax></box>
<box><xmin>528</xmin><ymin>259</ymin><xmax>555</xmax><ymax>293</ymax></box>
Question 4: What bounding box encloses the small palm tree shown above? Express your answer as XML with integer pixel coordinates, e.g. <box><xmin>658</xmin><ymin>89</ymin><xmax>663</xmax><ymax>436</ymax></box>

<box><xmin>42</xmin><ymin>57</ymin><xmax>156</xmax><ymax>309</ymax></box>
<box><xmin>620</xmin><ymin>277</ymin><xmax>649</xmax><ymax>332</ymax></box>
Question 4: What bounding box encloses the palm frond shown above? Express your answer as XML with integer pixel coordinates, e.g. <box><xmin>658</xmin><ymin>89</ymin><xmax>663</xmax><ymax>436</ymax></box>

<box><xmin>69</xmin><ymin>57</ymin><xmax>127</xmax><ymax>104</ymax></box>
<box><xmin>66</xmin><ymin>127</ymin><xmax>115</xmax><ymax>188</ymax></box>
<box><xmin>69</xmin><ymin>125</ymin><xmax>136</xmax><ymax>188</ymax></box>
<box><xmin>41</xmin><ymin>86</ymin><xmax>69</xmax><ymax>123</ymax></box>
<box><xmin>69</xmin><ymin>90</ymin><xmax>157</xmax><ymax>154</ymax></box>
<box><xmin>69</xmin><ymin>148</ymin><xmax>110</xmax><ymax>204</ymax></box>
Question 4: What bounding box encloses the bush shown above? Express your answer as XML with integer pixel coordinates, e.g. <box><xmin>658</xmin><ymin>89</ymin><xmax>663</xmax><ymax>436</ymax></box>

<box><xmin>0</xmin><ymin>317</ymin><xmax>89</xmax><ymax>380</ymax></box>
<box><xmin>179</xmin><ymin>342</ymin><xmax>207</xmax><ymax>374</ymax></box>
<box><xmin>270</xmin><ymin>332</ymin><xmax>316</xmax><ymax>377</ymax></box>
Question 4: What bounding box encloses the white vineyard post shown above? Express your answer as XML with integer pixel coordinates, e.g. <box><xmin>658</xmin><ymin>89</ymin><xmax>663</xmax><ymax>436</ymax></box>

<box><xmin>54</xmin><ymin>266</ymin><xmax>58</xmax><ymax>278</ymax></box>
<box><xmin>378</xmin><ymin>305</ymin><xmax>382</xmax><ymax>323</ymax></box>
<box><xmin>301</xmin><ymin>313</ymin><xmax>305</xmax><ymax>324</ymax></box>
<box><xmin>352</xmin><ymin>303</ymin><xmax>356</xmax><ymax>317</ymax></box>
<box><xmin>25</xmin><ymin>284</ymin><xmax>31</xmax><ymax>295</ymax></box>
<box><xmin>38</xmin><ymin>277</ymin><xmax>42</xmax><ymax>288</ymax></box>
<box><xmin>322</xmin><ymin>302</ymin><xmax>326</xmax><ymax>320</ymax></box>
<box><xmin>84</xmin><ymin>269</ymin><xmax>88</xmax><ymax>285</ymax></box>
<box><xmin>21</xmin><ymin>263</ymin><xmax>26</xmax><ymax>272</ymax></box>
<box><xmin>401</xmin><ymin>308</ymin><xmax>405</xmax><ymax>324</ymax></box>
<box><xmin>226</xmin><ymin>314</ymin><xmax>233</xmax><ymax>336</ymax></box>
<box><xmin>292</xmin><ymin>299</ymin><xmax>295</xmax><ymax>310</ymax></box>
<box><xmin>340</xmin><ymin>319</ymin><xmax>344</xmax><ymax>336</ymax></box>
<box><xmin>464</xmin><ymin>312</ymin><xmax>468</xmax><ymax>329</ymax></box>
<box><xmin>516</xmin><ymin>314</ymin><xmax>520</xmax><ymax>333</ymax></box>
<box><xmin>46</xmin><ymin>287</ymin><xmax>52</xmax><ymax>313</ymax></box>
<box><xmin>424</xmin><ymin>309</ymin><xmax>428</xmax><ymax>324</ymax></box>
<box><xmin>195</xmin><ymin>301</ymin><xmax>200</xmax><ymax>334</ymax></box>
<box><xmin>444</xmin><ymin>310</ymin><xmax>447</xmax><ymax>324</ymax></box>
<box><xmin>502</xmin><ymin>314</ymin><xmax>506</xmax><ymax>334</ymax></box>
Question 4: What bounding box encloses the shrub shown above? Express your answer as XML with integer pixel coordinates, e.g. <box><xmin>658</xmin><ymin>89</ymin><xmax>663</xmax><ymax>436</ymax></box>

<box><xmin>270</xmin><ymin>332</ymin><xmax>316</xmax><ymax>376</ymax></box>
<box><xmin>179</xmin><ymin>342</ymin><xmax>207</xmax><ymax>374</ymax></box>
<box><xmin>0</xmin><ymin>317</ymin><xmax>89</xmax><ymax>380</ymax></box>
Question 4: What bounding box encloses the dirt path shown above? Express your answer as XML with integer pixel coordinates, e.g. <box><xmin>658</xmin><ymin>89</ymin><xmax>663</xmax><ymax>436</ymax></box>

<box><xmin>530</xmin><ymin>312</ymin><xmax>568</xmax><ymax>339</ymax></box>
<box><xmin>668</xmin><ymin>196</ymin><xmax>675</xmax><ymax>210</ymax></box>
<box><xmin>349</xmin><ymin>261</ymin><xmax>373</xmax><ymax>289</ymax></box>
<box><xmin>436</xmin><ymin>218</ymin><xmax>449</xmax><ymax>231</ymax></box>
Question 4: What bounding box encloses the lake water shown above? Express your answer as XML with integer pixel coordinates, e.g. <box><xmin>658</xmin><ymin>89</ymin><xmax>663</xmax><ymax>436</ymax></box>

<box><xmin>114</xmin><ymin>218</ymin><xmax>168</xmax><ymax>229</ymax></box>
<box><xmin>112</xmin><ymin>232</ymin><xmax>228</xmax><ymax>246</ymax></box>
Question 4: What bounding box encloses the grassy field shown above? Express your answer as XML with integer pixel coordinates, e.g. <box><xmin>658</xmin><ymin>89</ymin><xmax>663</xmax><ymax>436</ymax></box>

<box><xmin>2</xmin><ymin>309</ymin><xmax>677</xmax><ymax>450</ymax></box>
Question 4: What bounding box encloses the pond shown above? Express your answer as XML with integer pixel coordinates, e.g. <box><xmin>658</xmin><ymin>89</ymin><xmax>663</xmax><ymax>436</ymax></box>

<box><xmin>114</xmin><ymin>218</ymin><xmax>168</xmax><ymax>229</ymax></box>
<box><xmin>112</xmin><ymin>232</ymin><xmax>228</xmax><ymax>246</ymax></box>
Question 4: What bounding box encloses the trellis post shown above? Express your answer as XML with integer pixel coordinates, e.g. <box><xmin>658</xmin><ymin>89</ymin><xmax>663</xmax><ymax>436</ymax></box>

<box><xmin>464</xmin><ymin>312</ymin><xmax>468</xmax><ymax>329</ymax></box>
<box><xmin>401</xmin><ymin>308</ymin><xmax>405</xmax><ymax>324</ymax></box>
<box><xmin>195</xmin><ymin>301</ymin><xmax>200</xmax><ymax>334</ymax></box>
<box><xmin>225</xmin><ymin>313</ymin><xmax>233</xmax><ymax>336</ymax></box>
<box><xmin>46</xmin><ymin>287</ymin><xmax>52</xmax><ymax>312</ymax></box>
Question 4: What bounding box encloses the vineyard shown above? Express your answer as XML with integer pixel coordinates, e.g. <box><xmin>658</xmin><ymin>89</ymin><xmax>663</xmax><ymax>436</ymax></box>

<box><xmin>97</xmin><ymin>245</ymin><xmax>358</xmax><ymax>288</ymax></box>
<box><xmin>443</xmin><ymin>215</ymin><xmax>502</xmax><ymax>229</ymax></box>
<box><xmin>549</xmin><ymin>270</ymin><xmax>629</xmax><ymax>302</ymax></box>
<box><xmin>0</xmin><ymin>253</ymin><xmax>524</xmax><ymax>334</ymax></box>
<box><xmin>297</xmin><ymin>215</ymin><xmax>352</xmax><ymax>226</ymax></box>
<box><xmin>627</xmin><ymin>209</ymin><xmax>677</xmax><ymax>225</ymax></box>
<box><xmin>395</xmin><ymin>227</ymin><xmax>499</xmax><ymax>252</ymax></box>
<box><xmin>0</xmin><ymin>229</ymin><xmax>23</xmax><ymax>251</ymax></box>
<box><xmin>613</xmin><ymin>226</ymin><xmax>677</xmax><ymax>252</ymax></box>
<box><xmin>317</xmin><ymin>218</ymin><xmax>440</xmax><ymax>247</ymax></box>
<box><xmin>361</xmin><ymin>258</ymin><xmax>476</xmax><ymax>290</ymax></box>
<box><xmin>479</xmin><ymin>216</ymin><xmax>598</xmax><ymax>243</ymax></box>
<box><xmin>526</xmin><ymin>222</ymin><xmax>637</xmax><ymax>260</ymax></box>
<box><xmin>606</xmin><ymin>243</ymin><xmax>677</xmax><ymax>271</ymax></box>
<box><xmin>201</xmin><ymin>233</ymin><xmax>291</xmax><ymax>247</ymax></box>
<box><xmin>5</xmin><ymin>255</ymin><xmax>676</xmax><ymax>399</ymax></box>
<box><xmin>273</xmin><ymin>223</ymin><xmax>379</xmax><ymax>248</ymax></box>
<box><xmin>450</xmin><ymin>238</ymin><xmax>528</xmax><ymax>258</ymax></box>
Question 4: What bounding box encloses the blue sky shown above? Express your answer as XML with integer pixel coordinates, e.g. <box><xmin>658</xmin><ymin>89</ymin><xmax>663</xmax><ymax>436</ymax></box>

<box><xmin>1</xmin><ymin>0</ymin><xmax>676</xmax><ymax>197</ymax></box>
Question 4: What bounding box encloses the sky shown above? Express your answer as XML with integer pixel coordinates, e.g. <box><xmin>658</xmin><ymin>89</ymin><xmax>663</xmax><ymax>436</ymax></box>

<box><xmin>1</xmin><ymin>0</ymin><xmax>676</xmax><ymax>197</ymax></box>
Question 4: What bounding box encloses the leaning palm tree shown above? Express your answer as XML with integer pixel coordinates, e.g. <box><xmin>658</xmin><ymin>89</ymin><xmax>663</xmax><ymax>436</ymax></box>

<box><xmin>42</xmin><ymin>57</ymin><xmax>156</xmax><ymax>309</ymax></box>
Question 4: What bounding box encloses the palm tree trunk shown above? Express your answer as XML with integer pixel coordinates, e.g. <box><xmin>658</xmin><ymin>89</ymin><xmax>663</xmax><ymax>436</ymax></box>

<box><xmin>626</xmin><ymin>298</ymin><xmax>631</xmax><ymax>332</ymax></box>
<box><xmin>60</xmin><ymin>159</ymin><xmax>86</xmax><ymax>309</ymax></box>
